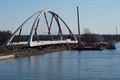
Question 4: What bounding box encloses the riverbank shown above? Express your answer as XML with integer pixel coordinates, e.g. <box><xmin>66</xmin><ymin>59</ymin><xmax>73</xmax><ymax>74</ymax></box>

<box><xmin>0</xmin><ymin>45</ymin><xmax>69</xmax><ymax>60</ymax></box>
<box><xmin>0</xmin><ymin>54</ymin><xmax>15</xmax><ymax>60</ymax></box>
<box><xmin>0</xmin><ymin>42</ymin><xmax>118</xmax><ymax>60</ymax></box>
<box><xmin>15</xmin><ymin>47</ymin><xmax>67</xmax><ymax>57</ymax></box>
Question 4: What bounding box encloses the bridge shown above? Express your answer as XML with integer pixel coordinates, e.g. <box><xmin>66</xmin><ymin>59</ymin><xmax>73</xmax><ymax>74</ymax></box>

<box><xmin>6</xmin><ymin>10</ymin><xmax>78</xmax><ymax>48</ymax></box>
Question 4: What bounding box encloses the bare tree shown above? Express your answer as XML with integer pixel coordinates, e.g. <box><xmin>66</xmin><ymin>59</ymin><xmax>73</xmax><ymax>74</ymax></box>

<box><xmin>83</xmin><ymin>28</ymin><xmax>91</xmax><ymax>34</ymax></box>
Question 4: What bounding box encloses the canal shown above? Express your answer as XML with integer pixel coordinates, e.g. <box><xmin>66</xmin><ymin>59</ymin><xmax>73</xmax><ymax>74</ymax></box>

<box><xmin>0</xmin><ymin>43</ymin><xmax>120</xmax><ymax>80</ymax></box>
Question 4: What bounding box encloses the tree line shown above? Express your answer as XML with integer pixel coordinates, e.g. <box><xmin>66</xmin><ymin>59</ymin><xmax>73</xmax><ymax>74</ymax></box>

<box><xmin>0</xmin><ymin>30</ymin><xmax>12</xmax><ymax>45</ymax></box>
<box><xmin>0</xmin><ymin>30</ymin><xmax>120</xmax><ymax>46</ymax></box>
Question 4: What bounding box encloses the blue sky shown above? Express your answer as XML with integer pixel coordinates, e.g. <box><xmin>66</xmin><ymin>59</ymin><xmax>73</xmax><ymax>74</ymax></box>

<box><xmin>0</xmin><ymin>0</ymin><xmax>120</xmax><ymax>34</ymax></box>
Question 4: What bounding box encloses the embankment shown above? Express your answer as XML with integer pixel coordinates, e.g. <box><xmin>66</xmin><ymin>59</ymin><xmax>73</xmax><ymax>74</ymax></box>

<box><xmin>0</xmin><ymin>54</ymin><xmax>15</xmax><ymax>60</ymax></box>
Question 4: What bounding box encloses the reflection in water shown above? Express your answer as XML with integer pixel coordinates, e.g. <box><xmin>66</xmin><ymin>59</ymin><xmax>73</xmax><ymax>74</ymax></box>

<box><xmin>0</xmin><ymin>43</ymin><xmax>120</xmax><ymax>80</ymax></box>
<box><xmin>76</xmin><ymin>51</ymin><xmax>81</xmax><ymax>78</ymax></box>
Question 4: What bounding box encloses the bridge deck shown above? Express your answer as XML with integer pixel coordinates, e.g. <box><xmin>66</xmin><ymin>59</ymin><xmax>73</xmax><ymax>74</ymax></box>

<box><xmin>11</xmin><ymin>40</ymin><xmax>78</xmax><ymax>47</ymax></box>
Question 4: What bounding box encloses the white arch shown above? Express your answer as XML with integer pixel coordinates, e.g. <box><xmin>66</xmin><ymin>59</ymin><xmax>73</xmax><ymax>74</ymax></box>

<box><xmin>6</xmin><ymin>10</ymin><xmax>77</xmax><ymax>47</ymax></box>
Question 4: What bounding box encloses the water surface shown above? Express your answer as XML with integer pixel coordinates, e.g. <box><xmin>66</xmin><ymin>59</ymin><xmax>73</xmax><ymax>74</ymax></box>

<box><xmin>0</xmin><ymin>43</ymin><xmax>120</xmax><ymax>80</ymax></box>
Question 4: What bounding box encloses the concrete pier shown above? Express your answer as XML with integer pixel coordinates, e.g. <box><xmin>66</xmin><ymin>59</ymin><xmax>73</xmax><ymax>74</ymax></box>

<box><xmin>0</xmin><ymin>54</ymin><xmax>15</xmax><ymax>60</ymax></box>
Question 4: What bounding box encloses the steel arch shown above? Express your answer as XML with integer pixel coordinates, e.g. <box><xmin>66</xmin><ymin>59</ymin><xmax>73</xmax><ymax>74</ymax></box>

<box><xmin>6</xmin><ymin>10</ymin><xmax>77</xmax><ymax>47</ymax></box>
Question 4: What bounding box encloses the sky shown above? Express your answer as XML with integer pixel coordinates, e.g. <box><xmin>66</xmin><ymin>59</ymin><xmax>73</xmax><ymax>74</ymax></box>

<box><xmin>0</xmin><ymin>0</ymin><xmax>120</xmax><ymax>34</ymax></box>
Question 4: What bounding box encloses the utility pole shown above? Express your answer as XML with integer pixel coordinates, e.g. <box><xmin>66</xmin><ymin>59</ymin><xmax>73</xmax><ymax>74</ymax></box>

<box><xmin>77</xmin><ymin>6</ymin><xmax>81</xmax><ymax>46</ymax></box>
<box><xmin>116</xmin><ymin>27</ymin><xmax>118</xmax><ymax>35</ymax></box>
